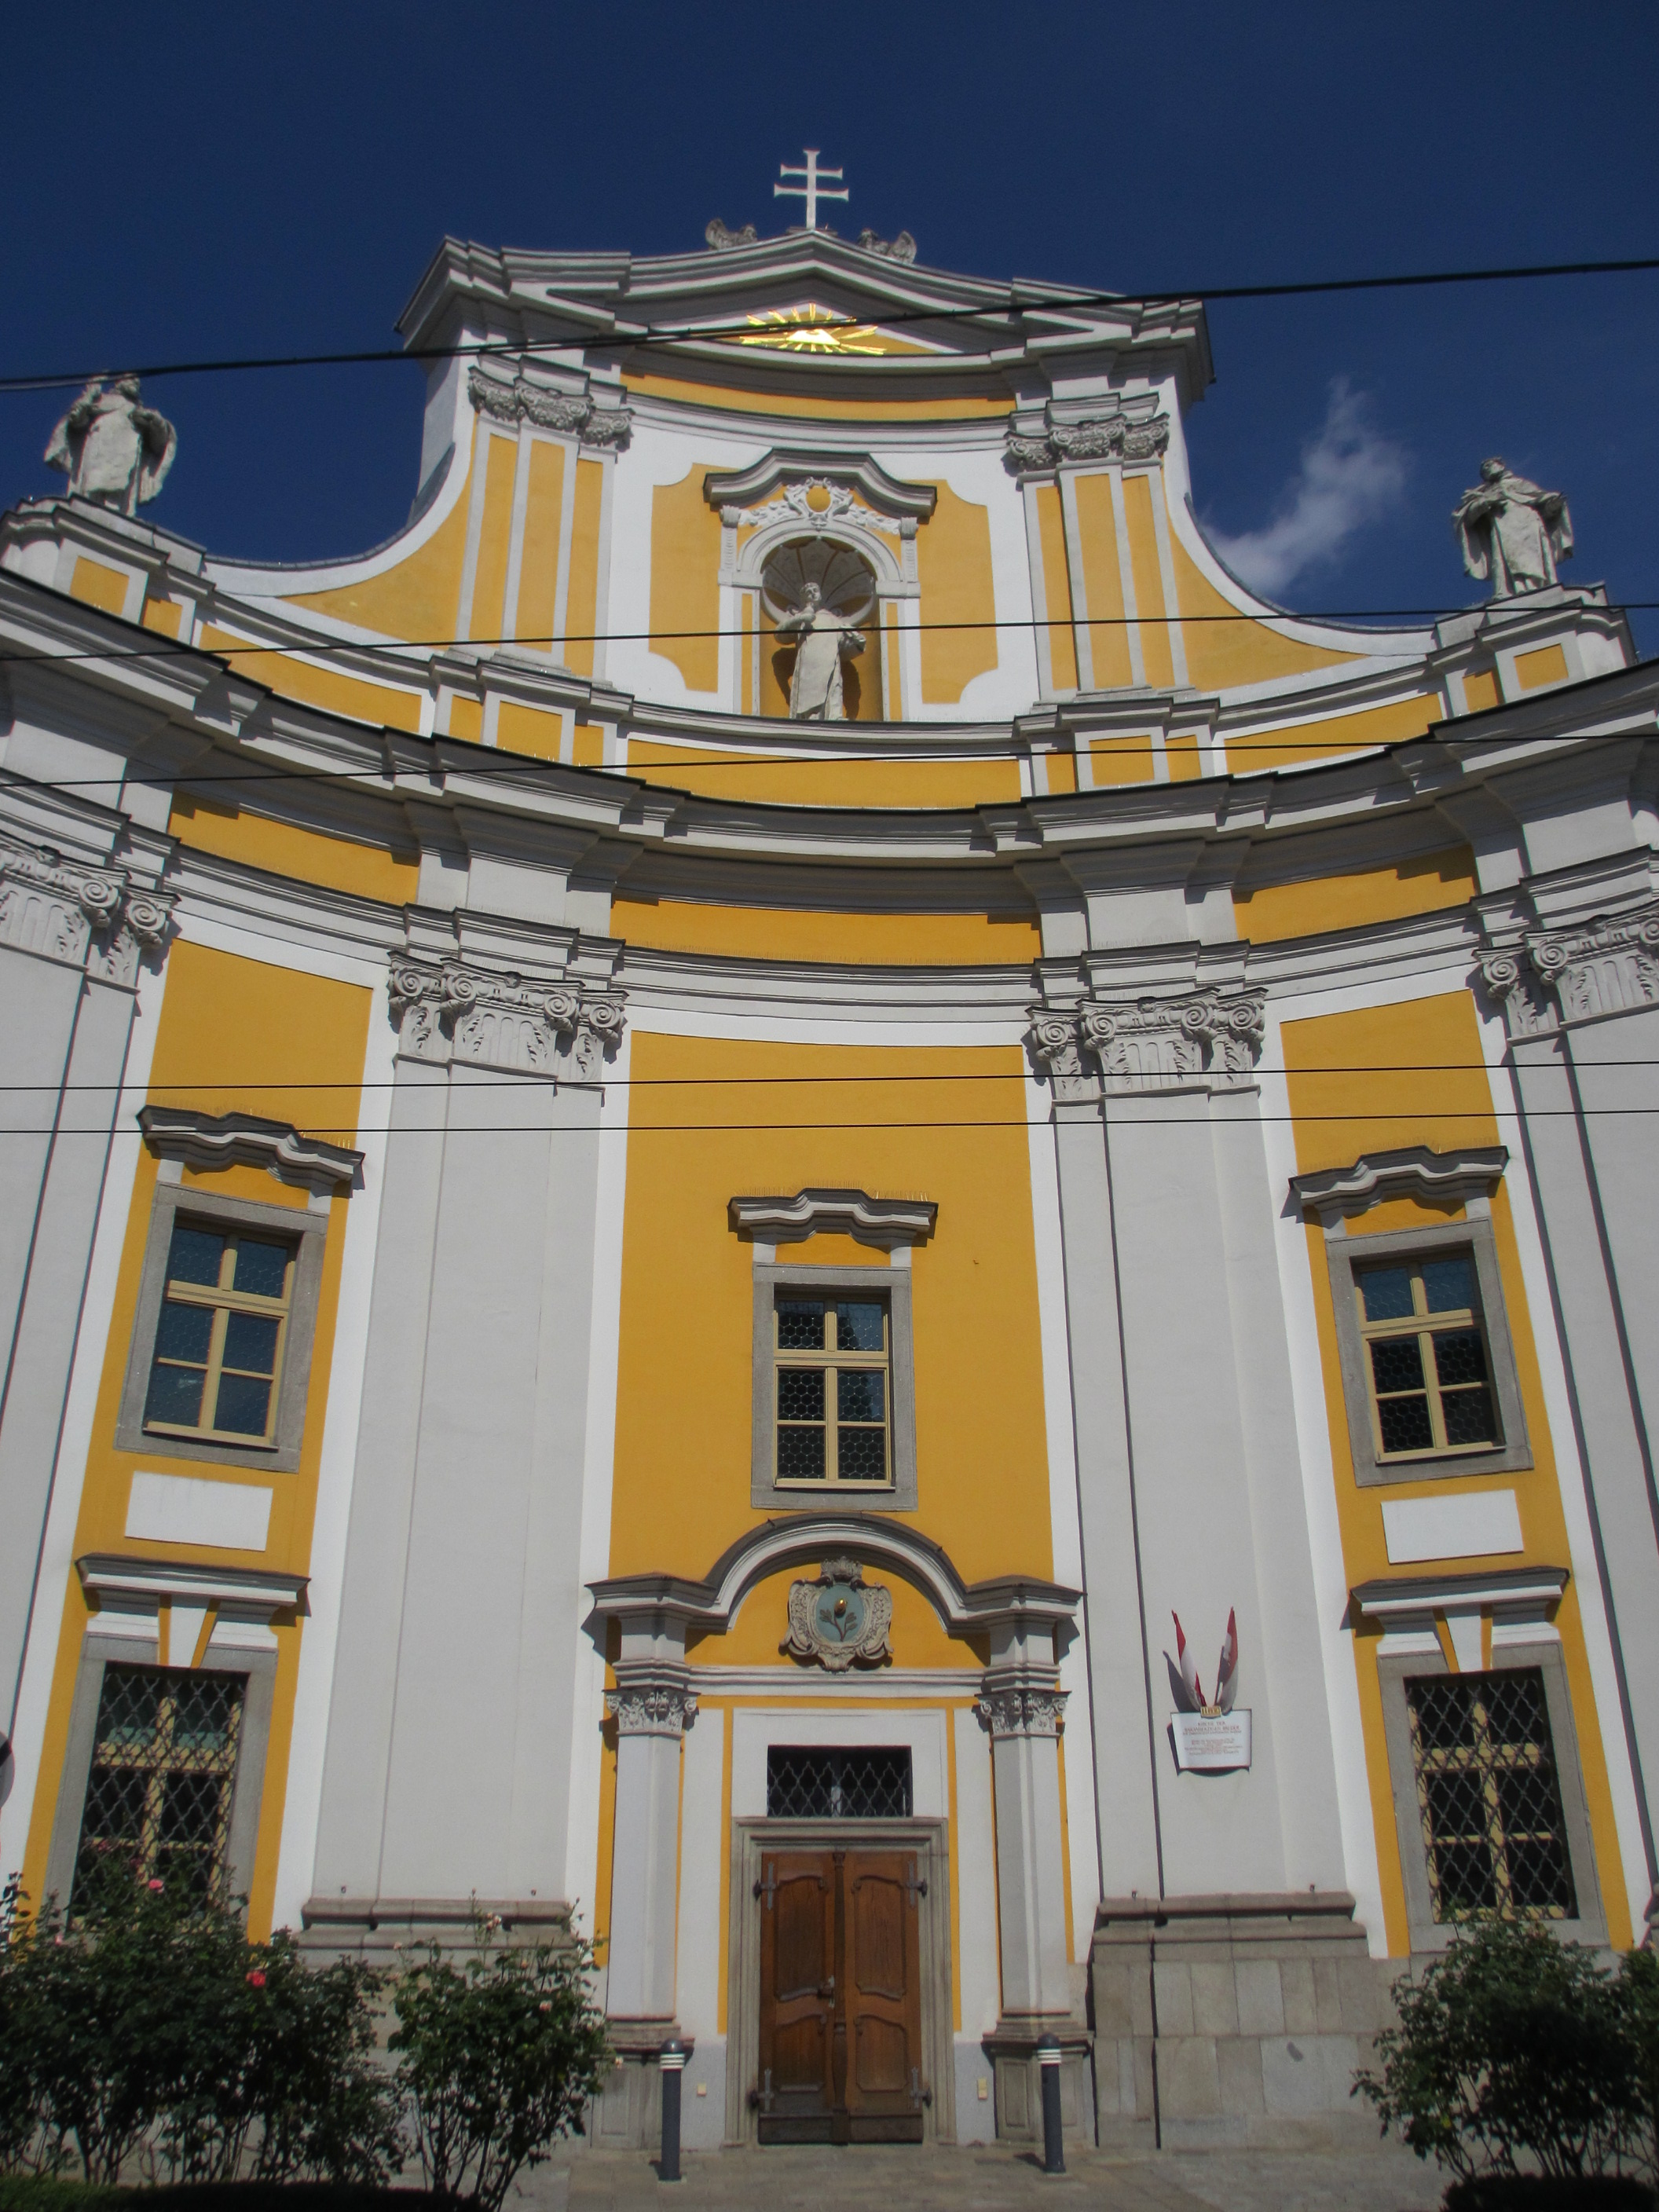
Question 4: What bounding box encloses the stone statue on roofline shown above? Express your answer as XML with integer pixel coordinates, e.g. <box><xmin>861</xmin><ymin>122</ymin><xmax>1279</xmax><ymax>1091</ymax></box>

<box><xmin>1452</xmin><ymin>456</ymin><xmax>1573</xmax><ymax>597</ymax></box>
<box><xmin>45</xmin><ymin>376</ymin><xmax>177</xmax><ymax>515</ymax></box>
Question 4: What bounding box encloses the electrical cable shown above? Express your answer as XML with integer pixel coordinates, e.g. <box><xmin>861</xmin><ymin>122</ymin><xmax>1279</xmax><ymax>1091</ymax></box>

<box><xmin>0</xmin><ymin>1062</ymin><xmax>1613</xmax><ymax>1091</ymax></box>
<box><xmin>2</xmin><ymin>253</ymin><xmax>1657</xmax><ymax>395</ymax></box>
<box><xmin>0</xmin><ymin>1108</ymin><xmax>1648</xmax><ymax>1137</ymax></box>
<box><xmin>2</xmin><ymin>605</ymin><xmax>1656</xmax><ymax>676</ymax></box>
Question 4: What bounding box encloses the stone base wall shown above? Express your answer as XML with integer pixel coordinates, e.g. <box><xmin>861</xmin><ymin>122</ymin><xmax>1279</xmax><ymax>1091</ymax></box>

<box><xmin>1090</xmin><ymin>1892</ymin><xmax>1397</xmax><ymax>2151</ymax></box>
<box><xmin>984</xmin><ymin>2019</ymin><xmax>1094</xmax><ymax>2145</ymax></box>
<box><xmin>295</xmin><ymin>1894</ymin><xmax>574</xmax><ymax>1964</ymax></box>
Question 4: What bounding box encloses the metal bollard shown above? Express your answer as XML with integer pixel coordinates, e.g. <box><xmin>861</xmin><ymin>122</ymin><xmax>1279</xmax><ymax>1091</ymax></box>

<box><xmin>1037</xmin><ymin>2032</ymin><xmax>1064</xmax><ymax>2176</ymax></box>
<box><xmin>658</xmin><ymin>2040</ymin><xmax>686</xmax><ymax>2183</ymax></box>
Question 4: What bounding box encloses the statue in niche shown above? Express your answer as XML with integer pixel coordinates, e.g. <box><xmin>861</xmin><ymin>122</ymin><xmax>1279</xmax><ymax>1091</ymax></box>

<box><xmin>763</xmin><ymin>539</ymin><xmax>875</xmax><ymax>721</ymax></box>
<box><xmin>45</xmin><ymin>377</ymin><xmax>177</xmax><ymax>515</ymax></box>
<box><xmin>1452</xmin><ymin>457</ymin><xmax>1573</xmax><ymax>596</ymax></box>
<box><xmin>775</xmin><ymin>579</ymin><xmax>866</xmax><ymax>720</ymax></box>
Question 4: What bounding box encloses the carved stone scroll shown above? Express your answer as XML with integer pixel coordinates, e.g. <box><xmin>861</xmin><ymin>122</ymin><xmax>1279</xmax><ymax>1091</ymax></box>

<box><xmin>1004</xmin><ymin>411</ymin><xmax>1172</xmax><ymax>477</ymax></box>
<box><xmin>0</xmin><ymin>839</ymin><xmax>174</xmax><ymax>987</ymax></box>
<box><xmin>1029</xmin><ymin>991</ymin><xmax>1265</xmax><ymax>1097</ymax></box>
<box><xmin>467</xmin><ymin>367</ymin><xmax>633</xmax><ymax>452</ymax></box>
<box><xmin>390</xmin><ymin>959</ymin><xmax>625</xmax><ymax>1079</ymax></box>
<box><xmin>606</xmin><ymin>1670</ymin><xmax>699</xmax><ymax>1738</ymax></box>
<box><xmin>1480</xmin><ymin>902</ymin><xmax>1659</xmax><ymax>1036</ymax></box>
<box><xmin>976</xmin><ymin>1672</ymin><xmax>1068</xmax><ymax>1738</ymax></box>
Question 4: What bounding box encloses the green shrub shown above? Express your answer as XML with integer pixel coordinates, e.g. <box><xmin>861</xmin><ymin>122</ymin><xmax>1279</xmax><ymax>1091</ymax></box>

<box><xmin>387</xmin><ymin>1917</ymin><xmax>608</xmax><ymax>2212</ymax></box>
<box><xmin>1353</xmin><ymin>1921</ymin><xmax>1646</xmax><ymax>2185</ymax></box>
<box><xmin>0</xmin><ymin>1867</ymin><xmax>394</xmax><ymax>2188</ymax></box>
<box><xmin>1444</xmin><ymin>2178</ymin><xmax>1657</xmax><ymax>2210</ymax></box>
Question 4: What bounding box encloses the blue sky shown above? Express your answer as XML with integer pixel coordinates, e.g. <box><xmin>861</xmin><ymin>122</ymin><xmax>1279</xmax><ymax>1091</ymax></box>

<box><xmin>4</xmin><ymin>2</ymin><xmax>1657</xmax><ymax>650</ymax></box>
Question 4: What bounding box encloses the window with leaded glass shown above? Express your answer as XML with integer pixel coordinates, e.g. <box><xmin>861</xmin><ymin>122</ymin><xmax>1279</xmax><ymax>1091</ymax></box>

<box><xmin>72</xmin><ymin>1663</ymin><xmax>246</xmax><ymax>1908</ymax></box>
<box><xmin>766</xmin><ymin>1746</ymin><xmax>913</xmax><ymax>1819</ymax></box>
<box><xmin>774</xmin><ymin>1295</ymin><xmax>891</xmax><ymax>1487</ymax></box>
<box><xmin>1356</xmin><ymin>1251</ymin><xmax>1499</xmax><ymax>1462</ymax></box>
<box><xmin>1405</xmin><ymin>1668</ymin><xmax>1576</xmax><ymax>1923</ymax></box>
<box><xmin>142</xmin><ymin>1219</ymin><xmax>295</xmax><ymax>1447</ymax></box>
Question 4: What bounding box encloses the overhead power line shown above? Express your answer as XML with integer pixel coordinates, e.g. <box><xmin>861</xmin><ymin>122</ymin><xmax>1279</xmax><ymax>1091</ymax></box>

<box><xmin>0</xmin><ymin>1108</ymin><xmax>1650</xmax><ymax>1137</ymax></box>
<box><xmin>0</xmin><ymin>1063</ymin><xmax>1606</xmax><ymax>1093</ymax></box>
<box><xmin>0</xmin><ymin>253</ymin><xmax>1656</xmax><ymax>395</ymax></box>
<box><xmin>1</xmin><ymin>702</ymin><xmax>1650</xmax><ymax>803</ymax></box>
<box><xmin>6</xmin><ymin>600</ymin><xmax>1656</xmax><ymax>679</ymax></box>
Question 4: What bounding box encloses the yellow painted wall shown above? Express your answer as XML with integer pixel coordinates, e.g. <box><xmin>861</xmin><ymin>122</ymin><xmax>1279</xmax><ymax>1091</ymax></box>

<box><xmin>495</xmin><ymin>700</ymin><xmax>564</xmax><ymax>760</ymax></box>
<box><xmin>69</xmin><ymin>557</ymin><xmax>130</xmax><ymax>615</ymax></box>
<box><xmin>917</xmin><ymin>482</ymin><xmax>998</xmax><ymax>705</ymax></box>
<box><xmin>21</xmin><ymin>942</ymin><xmax>373</xmax><ymax>1939</ymax></box>
<box><xmin>1172</xmin><ymin>532</ymin><xmax>1359</xmax><ymax>690</ymax></box>
<box><xmin>141</xmin><ymin>594</ymin><xmax>185</xmax><ymax>639</ymax></box>
<box><xmin>468</xmin><ymin>431</ymin><xmax>518</xmax><ymax>645</ymax></box>
<box><xmin>198</xmin><ymin>626</ymin><xmax>422</xmax><ymax>733</ymax></box>
<box><xmin>622</xmin><ymin>374</ymin><xmax>1015</xmax><ymax>422</ymax></box>
<box><xmin>1071</xmin><ymin>474</ymin><xmax>1133</xmax><ymax>690</ymax></box>
<box><xmin>609</xmin><ymin>1035</ymin><xmax>1053</xmax><ymax>1590</ymax></box>
<box><xmin>610</xmin><ymin>896</ymin><xmax>1040</xmax><ymax>966</ymax></box>
<box><xmin>1282</xmin><ymin>994</ymin><xmax>1632</xmax><ymax>1954</ymax></box>
<box><xmin>1087</xmin><ymin>734</ymin><xmax>1155</xmax><ymax>786</ymax></box>
<box><xmin>169</xmin><ymin>793</ymin><xmax>419</xmax><ymax>906</ymax></box>
<box><xmin>1122</xmin><ymin>474</ymin><xmax>1174</xmax><ymax>691</ymax></box>
<box><xmin>1518</xmin><ymin>643</ymin><xmax>1569</xmax><ymax>691</ymax></box>
<box><xmin>515</xmin><ymin>438</ymin><xmax>566</xmax><ymax>647</ymax></box>
<box><xmin>616</xmin><ymin>738</ymin><xmax>1020</xmax><ymax>809</ymax></box>
<box><xmin>1227</xmin><ymin>693</ymin><xmax>1437</xmax><ymax>774</ymax></box>
<box><xmin>650</xmin><ymin>464</ymin><xmax>723</xmax><ymax>694</ymax></box>
<box><xmin>285</xmin><ymin>436</ymin><xmax>473</xmax><ymax>641</ymax></box>
<box><xmin>1234</xmin><ymin>846</ymin><xmax>1476</xmax><ymax>943</ymax></box>
<box><xmin>1033</xmin><ymin>485</ymin><xmax>1079</xmax><ymax>692</ymax></box>
<box><xmin>564</xmin><ymin>458</ymin><xmax>605</xmax><ymax>679</ymax></box>
<box><xmin>1463</xmin><ymin>668</ymin><xmax>1501</xmax><ymax>712</ymax></box>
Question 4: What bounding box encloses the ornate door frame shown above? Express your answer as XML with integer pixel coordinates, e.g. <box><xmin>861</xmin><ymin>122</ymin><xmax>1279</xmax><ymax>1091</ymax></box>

<box><xmin>727</xmin><ymin>1816</ymin><xmax>954</xmax><ymax>2146</ymax></box>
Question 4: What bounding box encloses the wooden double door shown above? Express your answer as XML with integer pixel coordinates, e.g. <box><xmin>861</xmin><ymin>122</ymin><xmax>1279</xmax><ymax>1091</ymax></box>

<box><xmin>756</xmin><ymin>1845</ymin><xmax>927</xmax><ymax>2143</ymax></box>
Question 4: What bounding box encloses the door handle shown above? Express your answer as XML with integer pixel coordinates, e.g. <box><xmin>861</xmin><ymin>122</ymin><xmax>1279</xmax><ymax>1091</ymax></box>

<box><xmin>818</xmin><ymin>1976</ymin><xmax>836</xmax><ymax>1997</ymax></box>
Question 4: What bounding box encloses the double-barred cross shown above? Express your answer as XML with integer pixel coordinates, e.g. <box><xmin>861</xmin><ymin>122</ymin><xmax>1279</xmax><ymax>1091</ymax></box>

<box><xmin>774</xmin><ymin>149</ymin><xmax>848</xmax><ymax>231</ymax></box>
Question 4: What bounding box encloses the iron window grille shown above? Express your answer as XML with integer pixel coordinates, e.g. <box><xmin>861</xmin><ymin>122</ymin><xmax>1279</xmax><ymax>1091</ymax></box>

<box><xmin>1355</xmin><ymin>1251</ymin><xmax>1499</xmax><ymax>1462</ymax></box>
<box><xmin>773</xmin><ymin>1295</ymin><xmax>892</xmax><ymax>1487</ymax></box>
<box><xmin>142</xmin><ymin>1218</ymin><xmax>296</xmax><ymax>1448</ymax></box>
<box><xmin>766</xmin><ymin>1746</ymin><xmax>913</xmax><ymax>1820</ymax></box>
<box><xmin>1405</xmin><ymin>1668</ymin><xmax>1576</xmax><ymax>1923</ymax></box>
<box><xmin>72</xmin><ymin>1663</ymin><xmax>246</xmax><ymax>1909</ymax></box>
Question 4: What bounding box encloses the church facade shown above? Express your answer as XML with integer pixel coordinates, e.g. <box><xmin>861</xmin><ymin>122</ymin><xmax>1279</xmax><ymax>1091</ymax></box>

<box><xmin>1</xmin><ymin>203</ymin><xmax>1655</xmax><ymax>2155</ymax></box>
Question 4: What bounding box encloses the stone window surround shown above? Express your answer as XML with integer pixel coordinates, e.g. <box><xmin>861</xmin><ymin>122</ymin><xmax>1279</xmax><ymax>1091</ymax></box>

<box><xmin>733</xmin><ymin>1189</ymin><xmax>935</xmax><ymax>1515</ymax></box>
<box><xmin>750</xmin><ymin>1263</ymin><xmax>918</xmax><ymax>1512</ymax></box>
<box><xmin>43</xmin><ymin>1624</ymin><xmax>281</xmax><ymax>1918</ymax></box>
<box><xmin>115</xmin><ymin>1179</ymin><xmax>331</xmax><ymax>1475</ymax></box>
<box><xmin>1371</xmin><ymin>1628</ymin><xmax>1606</xmax><ymax>1954</ymax></box>
<box><xmin>1293</xmin><ymin>1149</ymin><xmax>1531</xmax><ymax>1488</ymax></box>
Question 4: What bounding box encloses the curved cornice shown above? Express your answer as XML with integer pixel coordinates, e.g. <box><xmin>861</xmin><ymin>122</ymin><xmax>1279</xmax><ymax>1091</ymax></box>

<box><xmin>588</xmin><ymin>1511</ymin><xmax>1079</xmax><ymax>1640</ymax></box>
<box><xmin>393</xmin><ymin>232</ymin><xmax>1215</xmax><ymax>405</ymax></box>
<box><xmin>3</xmin><ymin>570</ymin><xmax>1657</xmax><ymax>973</ymax></box>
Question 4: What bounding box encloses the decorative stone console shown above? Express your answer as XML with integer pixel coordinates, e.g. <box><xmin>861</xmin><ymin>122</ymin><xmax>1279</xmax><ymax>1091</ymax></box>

<box><xmin>1090</xmin><ymin>1892</ymin><xmax>1393</xmax><ymax>2151</ymax></box>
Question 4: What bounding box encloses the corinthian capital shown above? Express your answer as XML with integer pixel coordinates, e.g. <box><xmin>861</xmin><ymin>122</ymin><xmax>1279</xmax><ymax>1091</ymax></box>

<box><xmin>606</xmin><ymin>1666</ymin><xmax>698</xmax><ymax>1738</ymax></box>
<box><xmin>976</xmin><ymin>1670</ymin><xmax>1068</xmax><ymax>1739</ymax></box>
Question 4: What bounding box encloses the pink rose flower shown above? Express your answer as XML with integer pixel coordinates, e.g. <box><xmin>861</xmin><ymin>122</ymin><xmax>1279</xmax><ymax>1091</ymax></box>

<box><xmin>148</xmin><ymin>1879</ymin><xmax>165</xmax><ymax>1892</ymax></box>
<box><xmin>247</xmin><ymin>1969</ymin><xmax>267</xmax><ymax>1988</ymax></box>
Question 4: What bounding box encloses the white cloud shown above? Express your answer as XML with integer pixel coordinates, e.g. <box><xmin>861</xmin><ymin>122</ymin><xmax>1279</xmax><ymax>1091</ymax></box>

<box><xmin>1207</xmin><ymin>379</ymin><xmax>1408</xmax><ymax>597</ymax></box>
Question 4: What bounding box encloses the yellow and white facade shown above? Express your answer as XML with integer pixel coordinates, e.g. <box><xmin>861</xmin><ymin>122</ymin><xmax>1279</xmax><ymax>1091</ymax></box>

<box><xmin>0</xmin><ymin>222</ymin><xmax>1655</xmax><ymax>2154</ymax></box>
